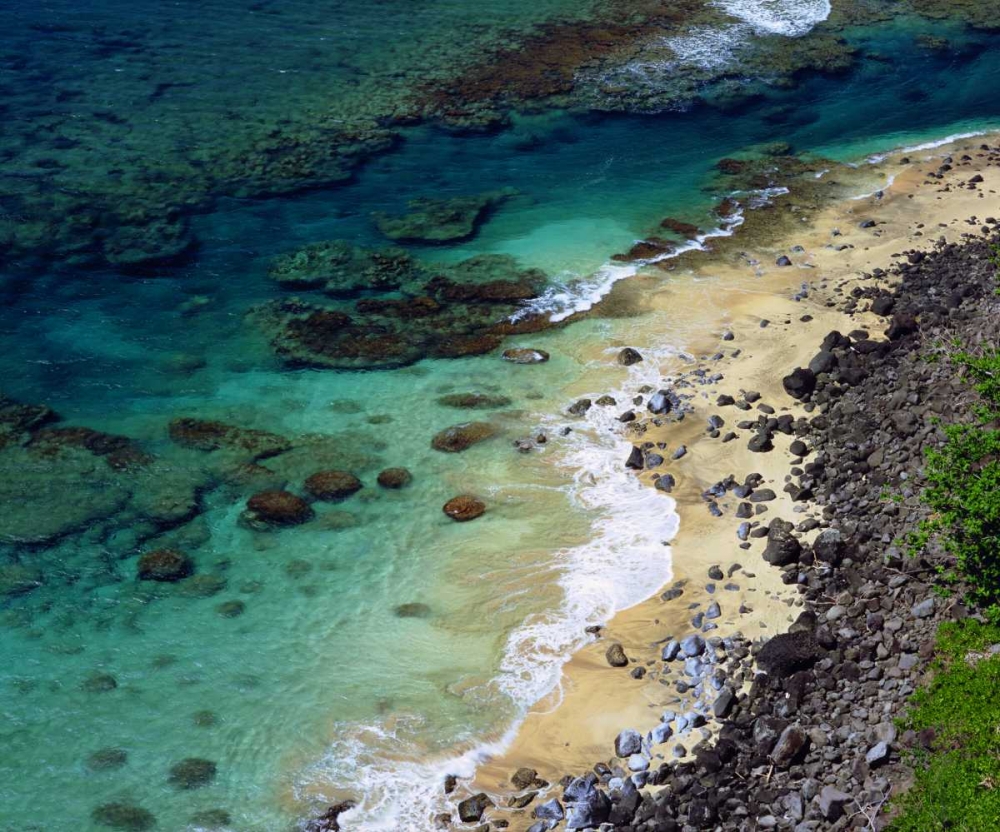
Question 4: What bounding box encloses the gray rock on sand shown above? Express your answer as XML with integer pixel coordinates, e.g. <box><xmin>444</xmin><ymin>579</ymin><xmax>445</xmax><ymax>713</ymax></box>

<box><xmin>534</xmin><ymin>798</ymin><xmax>564</xmax><ymax>820</ymax></box>
<box><xmin>615</xmin><ymin>729</ymin><xmax>642</xmax><ymax>757</ymax></box>
<box><xmin>502</xmin><ymin>348</ymin><xmax>549</xmax><ymax>364</ymax></box>
<box><xmin>457</xmin><ymin>793</ymin><xmax>494</xmax><ymax>823</ymax></box>
<box><xmin>680</xmin><ymin>635</ymin><xmax>705</xmax><ymax>657</ymax></box>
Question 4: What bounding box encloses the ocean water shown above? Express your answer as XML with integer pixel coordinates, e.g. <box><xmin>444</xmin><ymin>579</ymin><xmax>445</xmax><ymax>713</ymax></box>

<box><xmin>2</xmin><ymin>2</ymin><xmax>1000</xmax><ymax>830</ymax></box>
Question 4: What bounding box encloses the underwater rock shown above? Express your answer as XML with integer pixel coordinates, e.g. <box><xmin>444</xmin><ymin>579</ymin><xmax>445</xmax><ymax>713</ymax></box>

<box><xmin>437</xmin><ymin>393</ymin><xmax>512</xmax><ymax>409</ymax></box>
<box><xmin>168</xmin><ymin>757</ymin><xmax>217</xmax><ymax>790</ymax></box>
<box><xmin>255</xmin><ymin>254</ymin><xmax>549</xmax><ymax>370</ymax></box>
<box><xmin>177</xmin><ymin>574</ymin><xmax>228</xmax><ymax>598</ymax></box>
<box><xmin>659</xmin><ymin>217</ymin><xmax>701</xmax><ymax>238</ymax></box>
<box><xmin>244</xmin><ymin>490</ymin><xmax>314</xmax><ymax>527</ymax></box>
<box><xmin>81</xmin><ymin>673</ymin><xmax>118</xmax><ymax>694</ymax></box>
<box><xmin>29</xmin><ymin>426</ymin><xmax>153</xmax><ymax>471</ymax></box>
<box><xmin>611</xmin><ymin>238</ymin><xmax>673</xmax><ymax>262</ymax></box>
<box><xmin>501</xmin><ymin>348</ymin><xmax>549</xmax><ymax>364</ymax></box>
<box><xmin>137</xmin><ymin>548</ymin><xmax>195</xmax><ymax>582</ymax></box>
<box><xmin>91</xmin><ymin>802</ymin><xmax>156</xmax><ymax>831</ymax></box>
<box><xmin>377</xmin><ymin>467</ymin><xmax>413</xmax><ymax>489</ymax></box>
<box><xmin>168</xmin><ymin>418</ymin><xmax>291</xmax><ymax>460</ymax></box>
<box><xmin>395</xmin><ymin>602</ymin><xmax>432</xmax><ymax>618</ymax></box>
<box><xmin>0</xmin><ymin>394</ymin><xmax>58</xmax><ymax>448</ymax></box>
<box><xmin>269</xmin><ymin>241</ymin><xmax>419</xmax><ymax>295</ymax></box>
<box><xmin>0</xmin><ymin>564</ymin><xmax>43</xmax><ymax>597</ymax></box>
<box><xmin>443</xmin><ymin>495</ymin><xmax>486</xmax><ymax>522</ymax></box>
<box><xmin>431</xmin><ymin>422</ymin><xmax>497</xmax><ymax>452</ymax></box>
<box><xmin>372</xmin><ymin>188</ymin><xmax>515</xmax><ymax>243</ymax></box>
<box><xmin>216</xmin><ymin>600</ymin><xmax>246</xmax><ymax>618</ymax></box>
<box><xmin>189</xmin><ymin>809</ymin><xmax>232</xmax><ymax>829</ymax></box>
<box><xmin>304</xmin><ymin>470</ymin><xmax>363</xmax><ymax>501</ymax></box>
<box><xmin>86</xmin><ymin>747</ymin><xmax>129</xmax><ymax>771</ymax></box>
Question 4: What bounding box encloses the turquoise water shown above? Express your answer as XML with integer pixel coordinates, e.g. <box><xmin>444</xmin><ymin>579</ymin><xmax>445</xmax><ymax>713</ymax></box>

<box><xmin>2</xmin><ymin>2</ymin><xmax>1000</xmax><ymax>830</ymax></box>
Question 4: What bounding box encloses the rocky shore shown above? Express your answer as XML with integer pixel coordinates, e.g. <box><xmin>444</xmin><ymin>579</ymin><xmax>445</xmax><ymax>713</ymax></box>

<box><xmin>381</xmin><ymin>142</ymin><xmax>1000</xmax><ymax>831</ymax></box>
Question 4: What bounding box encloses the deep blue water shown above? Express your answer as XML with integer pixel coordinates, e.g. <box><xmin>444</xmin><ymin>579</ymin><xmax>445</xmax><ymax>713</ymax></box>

<box><xmin>1</xmin><ymin>2</ymin><xmax>1000</xmax><ymax>830</ymax></box>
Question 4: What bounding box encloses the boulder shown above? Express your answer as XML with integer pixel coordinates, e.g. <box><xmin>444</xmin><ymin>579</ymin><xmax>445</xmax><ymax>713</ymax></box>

<box><xmin>757</xmin><ymin>631</ymin><xmax>824</xmax><ymax>677</ymax></box>
<box><xmin>813</xmin><ymin>528</ymin><xmax>844</xmax><ymax>564</ymax></box>
<box><xmin>245</xmin><ymin>490</ymin><xmax>314</xmax><ymax>527</ymax></box>
<box><xmin>304</xmin><ymin>470</ymin><xmax>363</xmax><ymax>501</ymax></box>
<box><xmin>782</xmin><ymin>367</ymin><xmax>816</xmax><ymax>400</ymax></box>
<box><xmin>431</xmin><ymin>422</ymin><xmax>497</xmax><ymax>452</ymax></box>
<box><xmin>762</xmin><ymin>519</ymin><xmax>802</xmax><ymax>566</ymax></box>
<box><xmin>443</xmin><ymin>495</ymin><xmax>486</xmax><ymax>522</ymax></box>
<box><xmin>606</xmin><ymin>642</ymin><xmax>629</xmax><ymax>667</ymax></box>
<box><xmin>457</xmin><ymin>793</ymin><xmax>494</xmax><ymax>823</ymax></box>
<box><xmin>617</xmin><ymin>348</ymin><xmax>643</xmax><ymax>366</ymax></box>
<box><xmin>817</xmin><ymin>785</ymin><xmax>852</xmax><ymax>821</ymax></box>
<box><xmin>137</xmin><ymin>549</ymin><xmax>195</xmax><ymax>582</ymax></box>
<box><xmin>770</xmin><ymin>724</ymin><xmax>809</xmax><ymax>768</ymax></box>
<box><xmin>615</xmin><ymin>729</ymin><xmax>642</xmax><ymax>757</ymax></box>
<box><xmin>511</xmin><ymin>767</ymin><xmax>540</xmax><ymax>790</ymax></box>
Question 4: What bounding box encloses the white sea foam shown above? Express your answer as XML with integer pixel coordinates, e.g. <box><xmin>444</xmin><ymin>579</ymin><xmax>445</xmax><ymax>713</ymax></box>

<box><xmin>313</xmin><ymin>349</ymin><xmax>684</xmax><ymax>831</ymax></box>
<box><xmin>515</xmin><ymin>213</ymin><xmax>745</xmax><ymax>324</ymax></box>
<box><xmin>865</xmin><ymin>129</ymin><xmax>991</xmax><ymax>163</ymax></box>
<box><xmin>714</xmin><ymin>0</ymin><xmax>832</xmax><ymax>37</ymax></box>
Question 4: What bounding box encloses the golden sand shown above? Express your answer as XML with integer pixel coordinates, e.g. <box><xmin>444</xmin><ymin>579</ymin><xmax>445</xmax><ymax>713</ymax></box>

<box><xmin>470</xmin><ymin>134</ymin><xmax>1000</xmax><ymax>829</ymax></box>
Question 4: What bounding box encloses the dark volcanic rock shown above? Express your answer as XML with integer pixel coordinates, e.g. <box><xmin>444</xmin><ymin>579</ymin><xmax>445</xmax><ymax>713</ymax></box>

<box><xmin>168</xmin><ymin>757</ymin><xmax>217</xmax><ymax>790</ymax></box>
<box><xmin>782</xmin><ymin>367</ymin><xmax>816</xmax><ymax>400</ymax></box>
<box><xmin>618</xmin><ymin>347</ymin><xmax>643</xmax><ymax>366</ymax></box>
<box><xmin>91</xmin><ymin>803</ymin><xmax>156</xmax><ymax>831</ymax></box>
<box><xmin>757</xmin><ymin>631</ymin><xmax>824</xmax><ymax>676</ymax></box>
<box><xmin>457</xmin><ymin>793</ymin><xmax>494</xmax><ymax>823</ymax></box>
<box><xmin>761</xmin><ymin>519</ymin><xmax>801</xmax><ymax>566</ymax></box>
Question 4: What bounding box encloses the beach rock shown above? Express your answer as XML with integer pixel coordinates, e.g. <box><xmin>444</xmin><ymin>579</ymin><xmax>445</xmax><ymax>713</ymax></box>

<box><xmin>168</xmin><ymin>757</ymin><xmax>217</xmax><ymax>790</ymax></box>
<box><xmin>871</xmin><ymin>294</ymin><xmax>895</xmax><ymax>316</ymax></box>
<box><xmin>655</xmin><ymin>473</ymin><xmax>676</xmax><ymax>493</ymax></box>
<box><xmin>617</xmin><ymin>348</ymin><xmax>643</xmax><ymax>366</ymax></box>
<box><xmin>818</xmin><ymin>785</ymin><xmax>852</xmax><ymax>821</ymax></box>
<box><xmin>245</xmin><ymin>490</ymin><xmax>314</xmax><ymax>527</ymax></box>
<box><xmin>431</xmin><ymin>422</ymin><xmax>497</xmax><ymax>452</ymax></box>
<box><xmin>606</xmin><ymin>642</ymin><xmax>629</xmax><ymax>667</ymax></box>
<box><xmin>762</xmin><ymin>519</ymin><xmax>802</xmax><ymax>566</ymax></box>
<box><xmin>625</xmin><ymin>446</ymin><xmax>644</xmax><ymax>470</ymax></box>
<box><xmin>137</xmin><ymin>549</ymin><xmax>195</xmax><ymax>582</ymax></box>
<box><xmin>647</xmin><ymin>390</ymin><xmax>673</xmax><ymax>414</ymax></box>
<box><xmin>512</xmin><ymin>767</ymin><xmax>540</xmax><ymax>790</ymax></box>
<box><xmin>304</xmin><ymin>470</ymin><xmax>363</xmax><ymax>501</ymax></box>
<box><xmin>776</xmin><ymin>255</ymin><xmax>792</xmax><ymax>267</ymax></box>
<box><xmin>168</xmin><ymin>418</ymin><xmax>290</xmax><ymax>460</ymax></box>
<box><xmin>680</xmin><ymin>634</ymin><xmax>706</xmax><ymax>657</ymax></box>
<box><xmin>782</xmin><ymin>367</ymin><xmax>816</xmax><ymax>400</ymax></box>
<box><xmin>886</xmin><ymin>313</ymin><xmax>918</xmax><ymax>340</ymax></box>
<box><xmin>457</xmin><ymin>793</ymin><xmax>494</xmax><ymax>823</ymax></box>
<box><xmin>615</xmin><ymin>729</ymin><xmax>642</xmax><ymax>757</ymax></box>
<box><xmin>770</xmin><ymin>725</ymin><xmax>809</xmax><ymax>768</ymax></box>
<box><xmin>757</xmin><ymin>631</ymin><xmax>824</xmax><ymax>676</ymax></box>
<box><xmin>303</xmin><ymin>801</ymin><xmax>357</xmax><ymax>832</ymax></box>
<box><xmin>660</xmin><ymin>217</ymin><xmax>701</xmax><ymax>237</ymax></box>
<box><xmin>564</xmin><ymin>776</ymin><xmax>611</xmax><ymax>828</ymax></box>
<box><xmin>373</xmin><ymin>468</ymin><xmax>410</xmax><ymax>489</ymax></box>
<box><xmin>91</xmin><ymin>803</ymin><xmax>156</xmax><ymax>831</ymax></box>
<box><xmin>748</xmin><ymin>432</ymin><xmax>773</xmax><ymax>453</ymax></box>
<box><xmin>535</xmin><ymin>798</ymin><xmax>565</xmax><ymax>820</ymax></box>
<box><xmin>502</xmin><ymin>348</ymin><xmax>549</xmax><ymax>364</ymax></box>
<box><xmin>567</xmin><ymin>398</ymin><xmax>592</xmax><ymax>416</ymax></box>
<box><xmin>443</xmin><ymin>495</ymin><xmax>486</xmax><ymax>522</ymax></box>
<box><xmin>812</xmin><ymin>528</ymin><xmax>844</xmax><ymax>564</ymax></box>
<box><xmin>713</xmin><ymin>688</ymin><xmax>737</xmax><ymax>718</ymax></box>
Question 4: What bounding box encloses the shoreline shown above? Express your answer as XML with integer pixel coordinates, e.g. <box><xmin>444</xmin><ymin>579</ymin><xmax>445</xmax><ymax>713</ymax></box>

<box><xmin>453</xmin><ymin>132</ymin><xmax>1000</xmax><ymax>830</ymax></box>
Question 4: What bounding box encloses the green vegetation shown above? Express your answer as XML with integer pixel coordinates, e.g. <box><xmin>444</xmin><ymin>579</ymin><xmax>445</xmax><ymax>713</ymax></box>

<box><xmin>908</xmin><ymin>350</ymin><xmax>1000</xmax><ymax>619</ymax></box>
<box><xmin>891</xmin><ymin>620</ymin><xmax>1000</xmax><ymax>831</ymax></box>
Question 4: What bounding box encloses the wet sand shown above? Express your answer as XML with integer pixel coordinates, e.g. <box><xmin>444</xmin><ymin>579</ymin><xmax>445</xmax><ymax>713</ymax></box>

<box><xmin>470</xmin><ymin>133</ymin><xmax>1000</xmax><ymax>827</ymax></box>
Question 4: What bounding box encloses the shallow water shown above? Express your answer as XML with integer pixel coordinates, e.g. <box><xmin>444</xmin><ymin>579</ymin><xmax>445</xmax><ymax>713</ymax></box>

<box><xmin>2</xmin><ymin>2</ymin><xmax>1000</xmax><ymax>830</ymax></box>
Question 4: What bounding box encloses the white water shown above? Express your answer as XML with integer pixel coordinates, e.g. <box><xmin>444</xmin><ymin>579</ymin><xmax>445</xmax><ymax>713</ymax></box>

<box><xmin>715</xmin><ymin>0</ymin><xmax>832</xmax><ymax>37</ymax></box>
<box><xmin>322</xmin><ymin>346</ymin><xmax>683</xmax><ymax>831</ymax></box>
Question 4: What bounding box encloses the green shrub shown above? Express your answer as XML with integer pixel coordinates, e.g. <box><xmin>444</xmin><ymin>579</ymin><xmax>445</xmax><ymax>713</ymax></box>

<box><xmin>910</xmin><ymin>351</ymin><xmax>1000</xmax><ymax>619</ymax></box>
<box><xmin>891</xmin><ymin>620</ymin><xmax>1000</xmax><ymax>831</ymax></box>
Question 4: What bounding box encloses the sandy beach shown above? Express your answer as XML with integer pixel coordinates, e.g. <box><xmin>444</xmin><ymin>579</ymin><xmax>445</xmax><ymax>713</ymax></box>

<box><xmin>469</xmin><ymin>133</ymin><xmax>1000</xmax><ymax>828</ymax></box>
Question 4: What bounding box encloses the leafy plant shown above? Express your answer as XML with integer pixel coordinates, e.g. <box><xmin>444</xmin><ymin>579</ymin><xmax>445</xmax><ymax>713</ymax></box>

<box><xmin>891</xmin><ymin>620</ymin><xmax>1000</xmax><ymax>830</ymax></box>
<box><xmin>909</xmin><ymin>350</ymin><xmax>1000</xmax><ymax>619</ymax></box>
